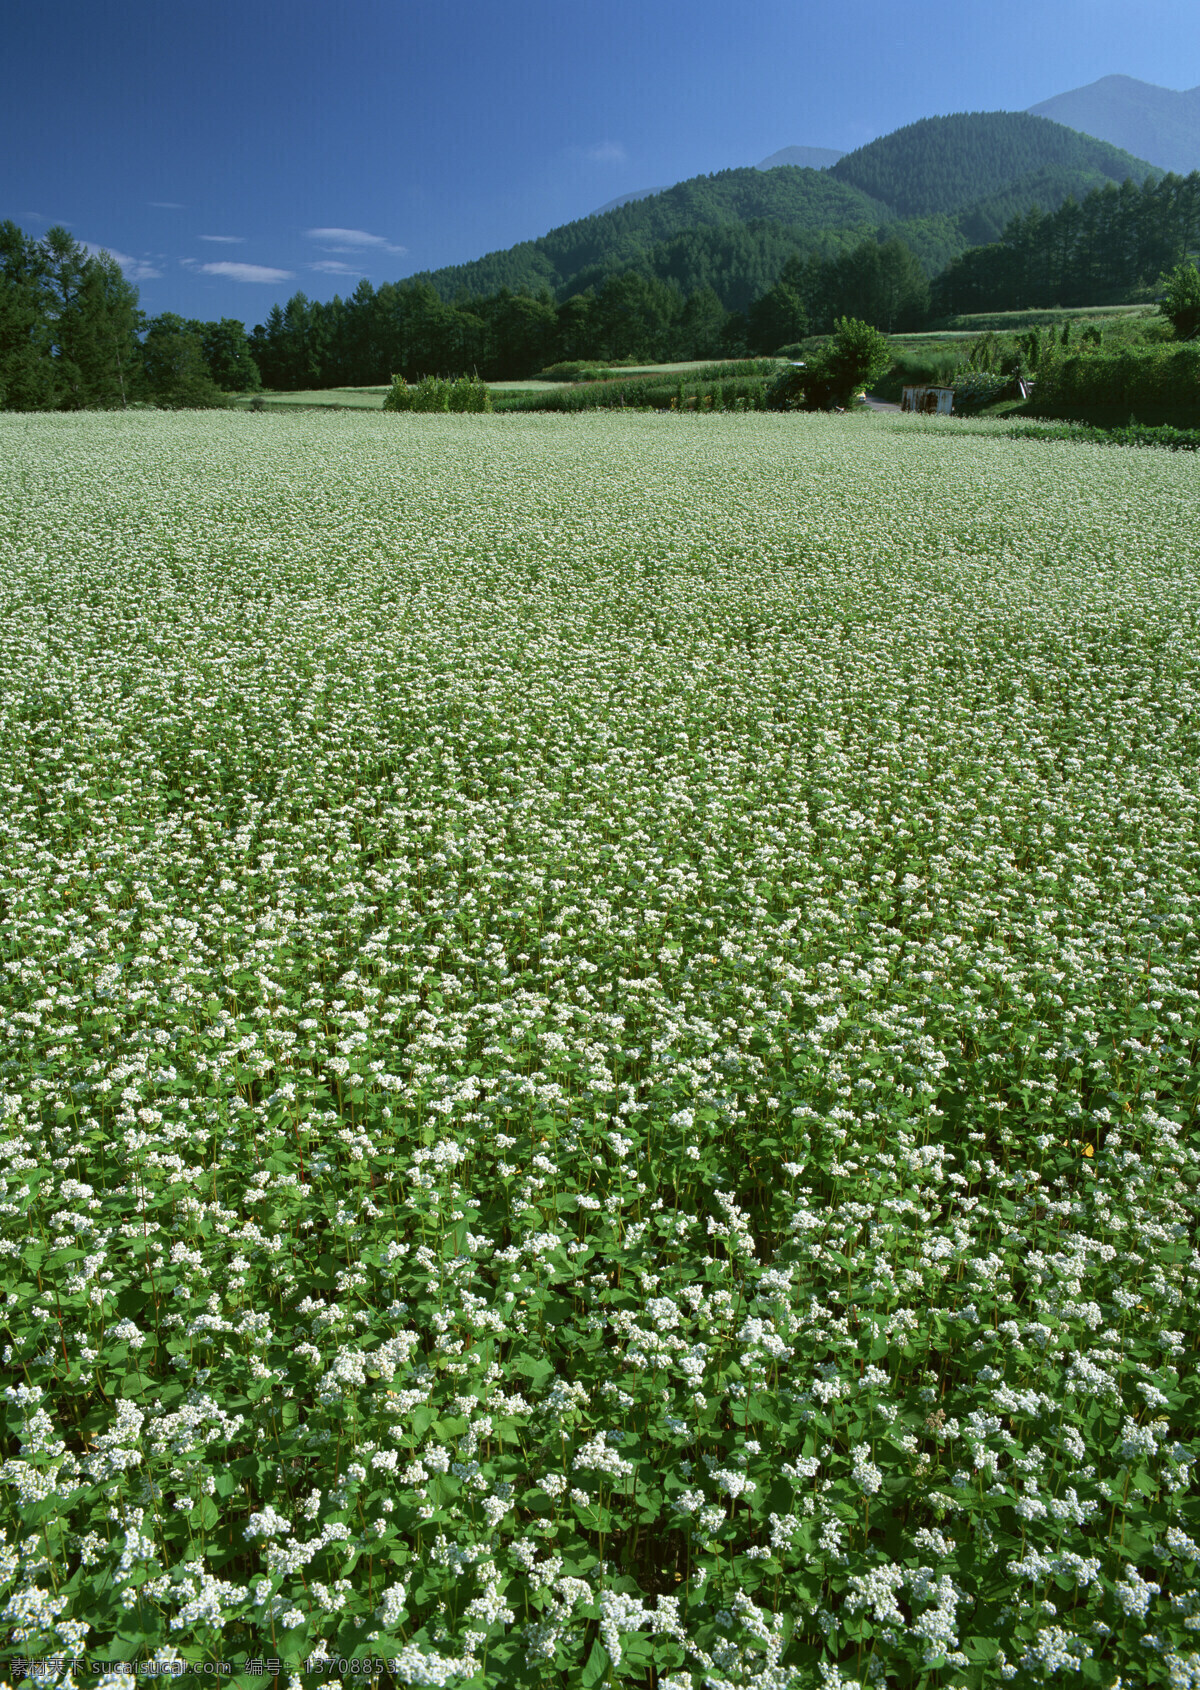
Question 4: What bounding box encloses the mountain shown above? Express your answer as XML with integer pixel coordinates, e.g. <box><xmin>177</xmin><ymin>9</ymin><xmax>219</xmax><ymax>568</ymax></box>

<box><xmin>1028</xmin><ymin>76</ymin><xmax>1200</xmax><ymax>176</ymax></box>
<box><xmin>756</xmin><ymin>146</ymin><xmax>844</xmax><ymax>171</ymax></box>
<box><xmin>828</xmin><ymin>110</ymin><xmax>1157</xmax><ymax>216</ymax></box>
<box><xmin>404</xmin><ymin>111</ymin><xmax>1158</xmax><ymax>312</ymax></box>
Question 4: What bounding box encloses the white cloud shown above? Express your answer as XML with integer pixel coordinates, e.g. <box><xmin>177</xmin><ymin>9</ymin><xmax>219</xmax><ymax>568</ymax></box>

<box><xmin>305</xmin><ymin>226</ymin><xmax>406</xmax><ymax>255</ymax></box>
<box><xmin>149</xmin><ymin>201</ymin><xmax>185</xmax><ymax>209</ymax></box>
<box><xmin>584</xmin><ymin>141</ymin><xmax>627</xmax><ymax>164</ymax></box>
<box><xmin>309</xmin><ymin>260</ymin><xmax>365</xmax><ymax>275</ymax></box>
<box><xmin>84</xmin><ymin>242</ymin><xmax>163</xmax><ymax>280</ymax></box>
<box><xmin>198</xmin><ymin>235</ymin><xmax>244</xmax><ymax>244</ymax></box>
<box><xmin>197</xmin><ymin>261</ymin><xmax>294</xmax><ymax>283</ymax></box>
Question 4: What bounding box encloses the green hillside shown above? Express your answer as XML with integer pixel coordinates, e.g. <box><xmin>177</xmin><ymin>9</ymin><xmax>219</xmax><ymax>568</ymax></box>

<box><xmin>412</xmin><ymin>168</ymin><xmax>890</xmax><ymax>303</ymax></box>
<box><xmin>407</xmin><ymin>113</ymin><xmax>1157</xmax><ymax>312</ymax></box>
<box><xmin>562</xmin><ymin>219</ymin><xmax>891</xmax><ymax>315</ymax></box>
<box><xmin>829</xmin><ymin>110</ymin><xmax>1158</xmax><ymax>216</ymax></box>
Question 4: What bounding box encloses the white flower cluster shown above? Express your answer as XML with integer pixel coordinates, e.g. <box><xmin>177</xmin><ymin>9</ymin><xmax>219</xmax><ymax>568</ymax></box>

<box><xmin>3</xmin><ymin>409</ymin><xmax>1199</xmax><ymax>1679</ymax></box>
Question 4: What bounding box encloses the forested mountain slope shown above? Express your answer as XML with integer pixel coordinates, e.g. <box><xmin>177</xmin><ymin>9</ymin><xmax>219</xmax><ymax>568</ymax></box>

<box><xmin>828</xmin><ymin>111</ymin><xmax>1157</xmax><ymax>217</ymax></box>
<box><xmin>408</xmin><ymin>112</ymin><xmax>1157</xmax><ymax>310</ymax></box>
<box><xmin>413</xmin><ymin>169</ymin><xmax>890</xmax><ymax>302</ymax></box>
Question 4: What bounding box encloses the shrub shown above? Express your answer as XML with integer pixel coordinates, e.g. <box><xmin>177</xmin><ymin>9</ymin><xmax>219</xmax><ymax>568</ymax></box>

<box><xmin>951</xmin><ymin>371</ymin><xmax>1017</xmax><ymax>415</ymax></box>
<box><xmin>1158</xmin><ymin>260</ymin><xmax>1200</xmax><ymax>342</ymax></box>
<box><xmin>764</xmin><ymin>365</ymin><xmax>809</xmax><ymax>411</ymax></box>
<box><xmin>382</xmin><ymin>373</ymin><xmax>492</xmax><ymax>413</ymax></box>
<box><xmin>767</xmin><ymin>319</ymin><xmax>891</xmax><ymax>411</ymax></box>
<box><xmin>536</xmin><ymin>362</ymin><xmax>645</xmax><ymax>382</ymax></box>
<box><xmin>1006</xmin><ymin>419</ymin><xmax>1200</xmax><ymax>451</ymax></box>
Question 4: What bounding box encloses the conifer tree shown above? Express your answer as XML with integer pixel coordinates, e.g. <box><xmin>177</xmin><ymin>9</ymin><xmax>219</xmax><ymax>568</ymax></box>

<box><xmin>0</xmin><ymin>221</ymin><xmax>61</xmax><ymax>408</ymax></box>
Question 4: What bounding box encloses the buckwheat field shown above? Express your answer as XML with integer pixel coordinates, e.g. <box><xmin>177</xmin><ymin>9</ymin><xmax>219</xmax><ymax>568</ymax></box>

<box><xmin>3</xmin><ymin>408</ymin><xmax>1200</xmax><ymax>1690</ymax></box>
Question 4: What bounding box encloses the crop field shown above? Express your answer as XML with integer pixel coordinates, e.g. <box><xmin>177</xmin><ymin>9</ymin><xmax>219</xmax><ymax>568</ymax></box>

<box><xmin>2</xmin><ymin>409</ymin><xmax>1200</xmax><ymax>1689</ymax></box>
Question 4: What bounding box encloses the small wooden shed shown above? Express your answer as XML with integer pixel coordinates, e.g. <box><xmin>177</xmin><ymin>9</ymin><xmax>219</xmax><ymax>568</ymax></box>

<box><xmin>901</xmin><ymin>385</ymin><xmax>954</xmax><ymax>415</ymax></box>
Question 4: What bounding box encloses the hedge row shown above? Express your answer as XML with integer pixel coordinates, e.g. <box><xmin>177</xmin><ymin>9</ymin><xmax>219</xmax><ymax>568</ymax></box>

<box><xmin>1027</xmin><ymin>342</ymin><xmax>1200</xmax><ymax>425</ymax></box>
<box><xmin>491</xmin><ymin>374</ymin><xmax>771</xmax><ymax>413</ymax></box>
<box><xmin>1005</xmin><ymin>420</ymin><xmax>1200</xmax><ymax>452</ymax></box>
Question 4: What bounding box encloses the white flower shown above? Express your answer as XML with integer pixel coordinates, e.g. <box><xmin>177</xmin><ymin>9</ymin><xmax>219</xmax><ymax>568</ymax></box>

<box><xmin>244</xmin><ymin>1503</ymin><xmax>291</xmax><ymax>1540</ymax></box>
<box><xmin>852</xmin><ymin>1444</ymin><xmax>883</xmax><ymax>1496</ymax></box>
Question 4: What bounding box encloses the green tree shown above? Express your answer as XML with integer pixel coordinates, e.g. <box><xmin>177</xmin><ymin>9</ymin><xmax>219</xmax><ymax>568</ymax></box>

<box><xmin>1158</xmin><ymin>260</ymin><xmax>1200</xmax><ymax>340</ymax></box>
<box><xmin>74</xmin><ymin>250</ymin><xmax>143</xmax><ymax>408</ymax></box>
<box><xmin>746</xmin><ymin>280</ymin><xmax>808</xmax><ymax>354</ymax></box>
<box><xmin>190</xmin><ymin>317</ymin><xmax>262</xmax><ymax>390</ymax></box>
<box><xmin>0</xmin><ymin>221</ymin><xmax>61</xmax><ymax>409</ymax></box>
<box><xmin>1</xmin><ymin>222</ymin><xmax>141</xmax><ymax>409</ymax></box>
<box><xmin>38</xmin><ymin>225</ymin><xmax>91</xmax><ymax>406</ymax></box>
<box><xmin>554</xmin><ymin>291</ymin><xmax>598</xmax><ymax>363</ymax></box>
<box><xmin>36</xmin><ymin>227</ymin><xmax>143</xmax><ymax>408</ymax></box>
<box><xmin>822</xmin><ymin>315</ymin><xmax>892</xmax><ymax>401</ymax></box>
<box><xmin>674</xmin><ymin>286</ymin><xmax>728</xmax><ymax>359</ymax></box>
<box><xmin>483</xmin><ymin>289</ymin><xmax>557</xmax><ymax>378</ymax></box>
<box><xmin>591</xmin><ymin>272</ymin><xmax>682</xmax><ymax>362</ymax></box>
<box><xmin>140</xmin><ymin>314</ymin><xmax>227</xmax><ymax>407</ymax></box>
<box><xmin>770</xmin><ymin>316</ymin><xmax>892</xmax><ymax>410</ymax></box>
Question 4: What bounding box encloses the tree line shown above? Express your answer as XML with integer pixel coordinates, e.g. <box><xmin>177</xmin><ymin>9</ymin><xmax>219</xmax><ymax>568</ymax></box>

<box><xmin>247</xmin><ymin>236</ymin><xmax>935</xmax><ymax>387</ymax></box>
<box><xmin>933</xmin><ymin>171</ymin><xmax>1200</xmax><ymax>314</ymax></box>
<box><xmin>0</xmin><ymin>222</ymin><xmax>261</xmax><ymax>409</ymax></box>
<box><xmin>249</xmin><ymin>169</ymin><xmax>1197</xmax><ymax>385</ymax></box>
<box><xmin>2</xmin><ymin>169</ymin><xmax>1198</xmax><ymax>407</ymax></box>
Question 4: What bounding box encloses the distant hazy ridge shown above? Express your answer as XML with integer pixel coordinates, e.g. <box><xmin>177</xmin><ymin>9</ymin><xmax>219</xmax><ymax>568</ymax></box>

<box><xmin>1028</xmin><ymin>75</ymin><xmax>1200</xmax><ymax>175</ymax></box>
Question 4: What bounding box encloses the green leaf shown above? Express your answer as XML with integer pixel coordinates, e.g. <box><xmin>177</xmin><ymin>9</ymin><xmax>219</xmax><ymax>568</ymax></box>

<box><xmin>508</xmin><ymin>1352</ymin><xmax>555</xmax><ymax>1389</ymax></box>
<box><xmin>580</xmin><ymin>1637</ymin><xmax>609</xmax><ymax>1688</ymax></box>
<box><xmin>189</xmin><ymin>1495</ymin><xmax>220</xmax><ymax>1530</ymax></box>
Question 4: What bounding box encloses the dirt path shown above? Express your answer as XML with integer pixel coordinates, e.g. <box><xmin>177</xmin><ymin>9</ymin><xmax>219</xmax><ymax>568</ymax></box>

<box><xmin>862</xmin><ymin>394</ymin><xmax>901</xmax><ymax>412</ymax></box>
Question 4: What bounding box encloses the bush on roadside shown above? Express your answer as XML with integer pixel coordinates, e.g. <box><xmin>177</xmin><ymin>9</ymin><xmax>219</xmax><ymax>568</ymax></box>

<box><xmin>766</xmin><ymin>317</ymin><xmax>892</xmax><ymax>411</ymax></box>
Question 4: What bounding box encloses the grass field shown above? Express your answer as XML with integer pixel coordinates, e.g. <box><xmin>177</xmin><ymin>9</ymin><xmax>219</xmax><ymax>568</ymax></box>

<box><xmin>227</xmin><ymin>363</ymin><xmax>783</xmax><ymax>407</ymax></box>
<box><xmin>2</xmin><ymin>409</ymin><xmax>1199</xmax><ymax>1688</ymax></box>
<box><xmin>940</xmin><ymin>304</ymin><xmax>1158</xmax><ymax>334</ymax></box>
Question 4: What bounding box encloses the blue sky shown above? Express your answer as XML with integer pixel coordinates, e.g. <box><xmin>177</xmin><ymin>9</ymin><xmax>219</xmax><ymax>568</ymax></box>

<box><xmin>5</xmin><ymin>0</ymin><xmax>1198</xmax><ymax>330</ymax></box>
